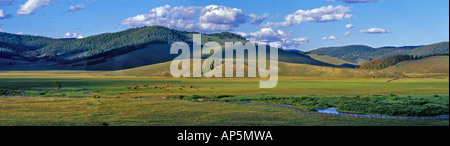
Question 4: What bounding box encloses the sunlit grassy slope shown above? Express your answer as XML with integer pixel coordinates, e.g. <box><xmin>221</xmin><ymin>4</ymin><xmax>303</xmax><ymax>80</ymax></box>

<box><xmin>384</xmin><ymin>56</ymin><xmax>449</xmax><ymax>74</ymax></box>
<box><xmin>105</xmin><ymin>59</ymin><xmax>395</xmax><ymax>78</ymax></box>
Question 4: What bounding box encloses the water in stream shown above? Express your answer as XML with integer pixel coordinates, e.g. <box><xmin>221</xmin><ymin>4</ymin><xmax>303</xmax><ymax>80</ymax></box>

<box><xmin>314</xmin><ymin>107</ymin><xmax>449</xmax><ymax>119</ymax></box>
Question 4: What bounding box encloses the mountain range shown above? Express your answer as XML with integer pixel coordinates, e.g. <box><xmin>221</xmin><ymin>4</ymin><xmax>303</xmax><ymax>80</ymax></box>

<box><xmin>308</xmin><ymin>42</ymin><xmax>449</xmax><ymax>64</ymax></box>
<box><xmin>0</xmin><ymin>26</ymin><xmax>448</xmax><ymax>72</ymax></box>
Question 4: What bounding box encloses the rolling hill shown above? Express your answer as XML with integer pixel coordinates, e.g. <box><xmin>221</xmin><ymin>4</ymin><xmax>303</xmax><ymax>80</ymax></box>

<box><xmin>1</xmin><ymin>26</ymin><xmax>447</xmax><ymax>73</ymax></box>
<box><xmin>307</xmin><ymin>54</ymin><xmax>359</xmax><ymax>68</ymax></box>
<box><xmin>309</xmin><ymin>42</ymin><xmax>449</xmax><ymax>64</ymax></box>
<box><xmin>383</xmin><ymin>56</ymin><xmax>449</xmax><ymax>74</ymax></box>
<box><xmin>105</xmin><ymin>59</ymin><xmax>397</xmax><ymax>78</ymax></box>
<box><xmin>0</xmin><ymin>26</ymin><xmax>344</xmax><ymax>71</ymax></box>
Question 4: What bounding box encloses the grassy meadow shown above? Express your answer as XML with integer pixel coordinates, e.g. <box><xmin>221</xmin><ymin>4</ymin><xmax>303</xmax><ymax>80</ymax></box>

<box><xmin>0</xmin><ymin>71</ymin><xmax>449</xmax><ymax>126</ymax></box>
<box><xmin>0</xmin><ymin>98</ymin><xmax>448</xmax><ymax>126</ymax></box>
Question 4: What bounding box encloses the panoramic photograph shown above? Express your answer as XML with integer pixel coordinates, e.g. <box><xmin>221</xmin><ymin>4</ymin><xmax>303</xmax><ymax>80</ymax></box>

<box><xmin>0</xmin><ymin>0</ymin><xmax>448</xmax><ymax>131</ymax></box>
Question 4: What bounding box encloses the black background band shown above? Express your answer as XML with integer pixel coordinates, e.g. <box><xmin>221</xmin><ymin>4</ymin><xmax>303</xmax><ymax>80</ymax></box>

<box><xmin>0</xmin><ymin>126</ymin><xmax>447</xmax><ymax>145</ymax></box>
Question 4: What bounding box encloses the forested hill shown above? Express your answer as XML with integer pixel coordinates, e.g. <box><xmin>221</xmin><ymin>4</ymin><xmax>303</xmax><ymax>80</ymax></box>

<box><xmin>0</xmin><ymin>26</ymin><xmax>250</xmax><ymax>61</ymax></box>
<box><xmin>0</xmin><ymin>32</ymin><xmax>63</xmax><ymax>61</ymax></box>
<box><xmin>0</xmin><ymin>32</ymin><xmax>61</xmax><ymax>50</ymax></box>
<box><xmin>1</xmin><ymin>26</ymin><xmax>336</xmax><ymax>71</ymax></box>
<box><xmin>308</xmin><ymin>42</ymin><xmax>449</xmax><ymax>64</ymax></box>
<box><xmin>1</xmin><ymin>26</ymin><xmax>447</xmax><ymax>71</ymax></box>
<box><xmin>33</xmin><ymin>26</ymin><xmax>190</xmax><ymax>57</ymax></box>
<box><xmin>0</xmin><ymin>26</ymin><xmax>182</xmax><ymax>59</ymax></box>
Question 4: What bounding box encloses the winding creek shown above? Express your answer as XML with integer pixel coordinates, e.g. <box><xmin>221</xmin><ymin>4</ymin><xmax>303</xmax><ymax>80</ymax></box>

<box><xmin>236</xmin><ymin>100</ymin><xmax>449</xmax><ymax>120</ymax></box>
<box><xmin>239</xmin><ymin>100</ymin><xmax>449</xmax><ymax>120</ymax></box>
<box><xmin>314</xmin><ymin>107</ymin><xmax>449</xmax><ymax>119</ymax></box>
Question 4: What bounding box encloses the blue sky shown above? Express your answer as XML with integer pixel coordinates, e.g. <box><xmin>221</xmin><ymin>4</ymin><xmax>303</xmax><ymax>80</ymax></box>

<box><xmin>0</xmin><ymin>0</ymin><xmax>448</xmax><ymax>51</ymax></box>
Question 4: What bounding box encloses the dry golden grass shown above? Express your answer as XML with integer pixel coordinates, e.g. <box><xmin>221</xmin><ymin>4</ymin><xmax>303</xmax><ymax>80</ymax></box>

<box><xmin>384</xmin><ymin>56</ymin><xmax>449</xmax><ymax>74</ymax></box>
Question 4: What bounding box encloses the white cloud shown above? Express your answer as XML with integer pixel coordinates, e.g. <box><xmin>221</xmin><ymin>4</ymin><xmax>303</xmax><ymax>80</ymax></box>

<box><xmin>121</xmin><ymin>5</ymin><xmax>202</xmax><ymax>30</ymax></box>
<box><xmin>239</xmin><ymin>28</ymin><xmax>309</xmax><ymax>49</ymax></box>
<box><xmin>0</xmin><ymin>9</ymin><xmax>13</xmax><ymax>19</ymax></box>
<box><xmin>0</xmin><ymin>9</ymin><xmax>5</xmax><ymax>18</ymax></box>
<box><xmin>346</xmin><ymin>24</ymin><xmax>354</xmax><ymax>29</ymax></box>
<box><xmin>69</xmin><ymin>0</ymin><xmax>96</xmax><ymax>12</ymax></box>
<box><xmin>285</xmin><ymin>37</ymin><xmax>310</xmax><ymax>48</ymax></box>
<box><xmin>69</xmin><ymin>3</ymin><xmax>85</xmax><ymax>11</ymax></box>
<box><xmin>264</xmin><ymin>5</ymin><xmax>352</xmax><ymax>28</ymax></box>
<box><xmin>249</xmin><ymin>13</ymin><xmax>269</xmax><ymax>25</ymax></box>
<box><xmin>360</xmin><ymin>27</ymin><xmax>390</xmax><ymax>34</ymax></box>
<box><xmin>121</xmin><ymin>5</ymin><xmax>251</xmax><ymax>32</ymax></box>
<box><xmin>328</xmin><ymin>0</ymin><xmax>383</xmax><ymax>3</ymax></box>
<box><xmin>17</xmin><ymin>0</ymin><xmax>56</xmax><ymax>15</ymax></box>
<box><xmin>16</xmin><ymin>32</ymin><xmax>24</xmax><ymax>35</ymax></box>
<box><xmin>236</xmin><ymin>32</ymin><xmax>248</xmax><ymax>37</ymax></box>
<box><xmin>344</xmin><ymin>31</ymin><xmax>351</xmax><ymax>36</ymax></box>
<box><xmin>322</xmin><ymin>35</ymin><xmax>337</xmax><ymax>40</ymax></box>
<box><xmin>199</xmin><ymin>5</ymin><xmax>248</xmax><ymax>27</ymax></box>
<box><xmin>240</xmin><ymin>28</ymin><xmax>289</xmax><ymax>42</ymax></box>
<box><xmin>63</xmin><ymin>32</ymin><xmax>83</xmax><ymax>39</ymax></box>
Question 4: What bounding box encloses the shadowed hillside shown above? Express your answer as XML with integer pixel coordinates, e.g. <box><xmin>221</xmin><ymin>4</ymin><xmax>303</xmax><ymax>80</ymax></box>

<box><xmin>309</xmin><ymin>42</ymin><xmax>449</xmax><ymax>64</ymax></box>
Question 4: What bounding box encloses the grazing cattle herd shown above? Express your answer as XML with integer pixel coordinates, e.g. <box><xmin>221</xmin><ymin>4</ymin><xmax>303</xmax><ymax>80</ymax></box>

<box><xmin>126</xmin><ymin>84</ymin><xmax>210</xmax><ymax>92</ymax></box>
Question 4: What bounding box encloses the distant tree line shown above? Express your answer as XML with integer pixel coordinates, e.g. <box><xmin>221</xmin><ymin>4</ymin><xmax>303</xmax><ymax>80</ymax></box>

<box><xmin>207</xmin><ymin>32</ymin><xmax>247</xmax><ymax>40</ymax></box>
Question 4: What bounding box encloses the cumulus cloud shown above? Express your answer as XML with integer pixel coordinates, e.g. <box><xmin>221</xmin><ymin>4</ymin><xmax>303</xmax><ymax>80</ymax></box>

<box><xmin>68</xmin><ymin>0</ymin><xmax>96</xmax><ymax>11</ymax></box>
<box><xmin>17</xmin><ymin>0</ymin><xmax>56</xmax><ymax>15</ymax></box>
<box><xmin>0</xmin><ymin>9</ymin><xmax>13</xmax><ymax>19</ymax></box>
<box><xmin>264</xmin><ymin>5</ymin><xmax>352</xmax><ymax>28</ymax></box>
<box><xmin>238</xmin><ymin>28</ymin><xmax>289</xmax><ymax>42</ymax></box>
<box><xmin>249</xmin><ymin>13</ymin><xmax>269</xmax><ymax>25</ymax></box>
<box><xmin>322</xmin><ymin>35</ymin><xmax>337</xmax><ymax>40</ymax></box>
<box><xmin>69</xmin><ymin>3</ymin><xmax>85</xmax><ymax>11</ymax></box>
<box><xmin>285</xmin><ymin>37</ymin><xmax>310</xmax><ymax>48</ymax></box>
<box><xmin>63</xmin><ymin>32</ymin><xmax>83</xmax><ymax>39</ymax></box>
<box><xmin>0</xmin><ymin>10</ymin><xmax>5</xmax><ymax>17</ymax></box>
<box><xmin>328</xmin><ymin>0</ymin><xmax>383</xmax><ymax>3</ymax></box>
<box><xmin>344</xmin><ymin>31</ymin><xmax>351</xmax><ymax>36</ymax></box>
<box><xmin>199</xmin><ymin>5</ymin><xmax>248</xmax><ymax>27</ymax></box>
<box><xmin>121</xmin><ymin>5</ymin><xmax>202</xmax><ymax>30</ymax></box>
<box><xmin>238</xmin><ymin>28</ymin><xmax>309</xmax><ymax>49</ymax></box>
<box><xmin>346</xmin><ymin>24</ymin><xmax>354</xmax><ymax>28</ymax></box>
<box><xmin>121</xmin><ymin>5</ymin><xmax>254</xmax><ymax>32</ymax></box>
<box><xmin>16</xmin><ymin>31</ymin><xmax>24</xmax><ymax>35</ymax></box>
<box><xmin>360</xmin><ymin>27</ymin><xmax>390</xmax><ymax>34</ymax></box>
